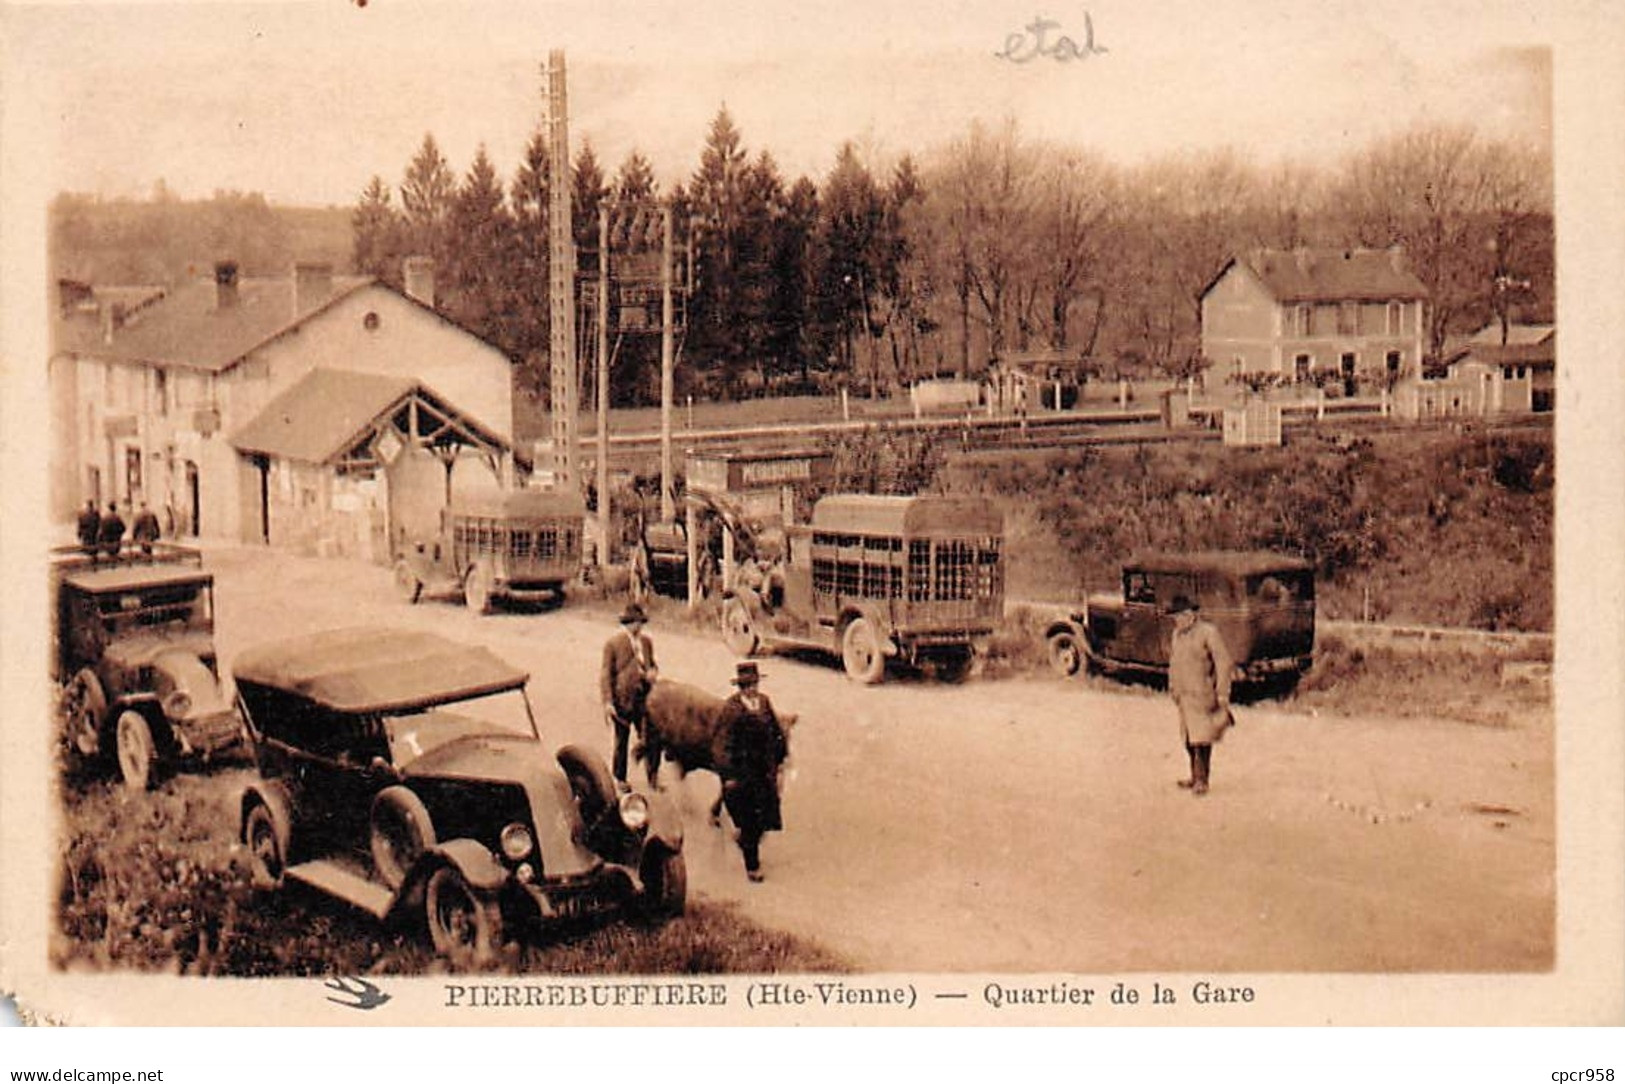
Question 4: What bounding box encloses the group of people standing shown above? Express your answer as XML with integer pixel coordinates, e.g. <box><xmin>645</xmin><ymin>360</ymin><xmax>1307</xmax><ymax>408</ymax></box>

<box><xmin>76</xmin><ymin>498</ymin><xmax>161</xmax><ymax>560</ymax></box>
<box><xmin>600</xmin><ymin>602</ymin><xmax>789</xmax><ymax>883</ymax></box>
<box><xmin>591</xmin><ymin>588</ymin><xmax>1233</xmax><ymax>889</ymax></box>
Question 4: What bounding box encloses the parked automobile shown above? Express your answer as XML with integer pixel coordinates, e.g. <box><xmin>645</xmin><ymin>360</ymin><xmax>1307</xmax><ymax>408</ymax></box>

<box><xmin>53</xmin><ymin>544</ymin><xmax>242</xmax><ymax>790</ymax></box>
<box><xmin>234</xmin><ymin>627</ymin><xmax>685</xmax><ymax>967</ymax></box>
<box><xmin>1046</xmin><ymin>551</ymin><xmax>1316</xmax><ymax>688</ymax></box>
<box><xmin>722</xmin><ymin>494</ymin><xmax>1005</xmax><ymax>683</ymax></box>
<box><xmin>394</xmin><ymin>489</ymin><xmax>585</xmax><ymax>613</ymax></box>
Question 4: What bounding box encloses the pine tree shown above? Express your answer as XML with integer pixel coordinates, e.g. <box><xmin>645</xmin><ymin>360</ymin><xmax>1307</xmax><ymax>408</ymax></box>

<box><xmin>400</xmin><ymin>133</ymin><xmax>456</xmax><ymax>267</ymax></box>
<box><xmin>352</xmin><ymin>175</ymin><xmax>403</xmax><ymax>281</ymax></box>
<box><xmin>445</xmin><ymin>144</ymin><xmax>513</xmax><ymax>339</ymax></box>
<box><xmin>507</xmin><ymin>129</ymin><xmax>553</xmax><ymax>402</ymax></box>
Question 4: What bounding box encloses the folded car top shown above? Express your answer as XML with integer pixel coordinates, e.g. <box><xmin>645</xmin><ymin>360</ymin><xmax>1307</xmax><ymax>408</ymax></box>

<box><xmin>231</xmin><ymin>627</ymin><xmax>528</xmax><ymax>713</ymax></box>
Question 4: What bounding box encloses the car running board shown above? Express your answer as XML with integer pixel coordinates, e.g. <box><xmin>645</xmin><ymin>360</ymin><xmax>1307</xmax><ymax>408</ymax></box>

<box><xmin>286</xmin><ymin>859</ymin><xmax>395</xmax><ymax>919</ymax></box>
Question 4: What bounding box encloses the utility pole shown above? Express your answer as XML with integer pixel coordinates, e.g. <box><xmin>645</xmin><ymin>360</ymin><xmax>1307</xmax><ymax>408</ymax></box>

<box><xmin>660</xmin><ymin>204</ymin><xmax>675</xmax><ymax>522</ymax></box>
<box><xmin>596</xmin><ymin>204</ymin><xmax>611</xmax><ymax>568</ymax></box>
<box><xmin>545</xmin><ymin>51</ymin><xmax>578</xmax><ymax>492</ymax></box>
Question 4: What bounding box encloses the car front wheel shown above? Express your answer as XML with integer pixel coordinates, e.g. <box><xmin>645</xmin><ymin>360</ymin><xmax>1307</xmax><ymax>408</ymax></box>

<box><xmin>640</xmin><ymin>846</ymin><xmax>687</xmax><ymax>920</ymax></box>
<box><xmin>425</xmin><ymin>865</ymin><xmax>503</xmax><ymax>969</ymax></box>
<box><xmin>116</xmin><ymin>710</ymin><xmax>159</xmax><ymax>791</ymax></box>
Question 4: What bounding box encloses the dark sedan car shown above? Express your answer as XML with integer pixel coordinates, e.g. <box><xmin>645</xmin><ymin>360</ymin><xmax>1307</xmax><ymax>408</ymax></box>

<box><xmin>234</xmin><ymin>628</ymin><xmax>685</xmax><ymax>967</ymax></box>
<box><xmin>1046</xmin><ymin>552</ymin><xmax>1316</xmax><ymax>689</ymax></box>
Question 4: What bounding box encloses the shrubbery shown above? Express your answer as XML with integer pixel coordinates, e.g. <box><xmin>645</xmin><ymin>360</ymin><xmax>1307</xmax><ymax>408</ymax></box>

<box><xmin>940</xmin><ymin>426</ymin><xmax>1552</xmax><ymax>631</ymax></box>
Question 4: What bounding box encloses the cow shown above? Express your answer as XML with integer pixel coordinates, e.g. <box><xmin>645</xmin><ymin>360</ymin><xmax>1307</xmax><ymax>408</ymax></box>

<box><xmin>637</xmin><ymin>679</ymin><xmax>796</xmax><ymax>826</ymax></box>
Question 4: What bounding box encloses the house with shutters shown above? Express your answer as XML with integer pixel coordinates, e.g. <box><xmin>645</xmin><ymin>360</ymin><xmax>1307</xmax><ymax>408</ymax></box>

<box><xmin>49</xmin><ymin>258</ymin><xmax>518</xmax><ymax>563</ymax></box>
<box><xmin>1199</xmin><ymin>247</ymin><xmax>1429</xmax><ymax>392</ymax></box>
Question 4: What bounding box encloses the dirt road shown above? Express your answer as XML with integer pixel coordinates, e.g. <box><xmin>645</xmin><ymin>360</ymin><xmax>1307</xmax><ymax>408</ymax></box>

<box><xmin>207</xmin><ymin>546</ymin><xmax>1554</xmax><ymax>973</ymax></box>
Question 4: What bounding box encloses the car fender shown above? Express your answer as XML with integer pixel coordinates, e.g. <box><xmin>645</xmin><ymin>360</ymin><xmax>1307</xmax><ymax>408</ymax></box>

<box><xmin>423</xmin><ymin>838</ymin><xmax>508</xmax><ymax>893</ymax></box>
<box><xmin>1044</xmin><ymin>617</ymin><xmax>1084</xmax><ymax>643</ymax></box>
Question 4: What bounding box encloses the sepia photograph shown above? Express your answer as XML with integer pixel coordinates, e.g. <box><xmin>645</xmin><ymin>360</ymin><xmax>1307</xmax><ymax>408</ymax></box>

<box><xmin>1</xmin><ymin>0</ymin><xmax>1621</xmax><ymax>1037</ymax></box>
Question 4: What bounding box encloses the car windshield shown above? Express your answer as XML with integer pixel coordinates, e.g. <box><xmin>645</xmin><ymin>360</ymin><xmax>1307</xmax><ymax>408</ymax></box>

<box><xmin>1248</xmin><ymin>571</ymin><xmax>1315</xmax><ymax>603</ymax></box>
<box><xmin>382</xmin><ymin>687</ymin><xmax>535</xmax><ymax>769</ymax></box>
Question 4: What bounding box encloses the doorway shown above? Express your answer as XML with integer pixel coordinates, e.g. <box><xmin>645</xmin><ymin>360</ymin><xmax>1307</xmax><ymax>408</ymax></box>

<box><xmin>1340</xmin><ymin>353</ymin><xmax>1357</xmax><ymax>397</ymax></box>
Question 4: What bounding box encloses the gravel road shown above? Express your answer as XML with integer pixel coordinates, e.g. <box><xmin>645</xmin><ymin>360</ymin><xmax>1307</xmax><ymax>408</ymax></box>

<box><xmin>207</xmin><ymin>545</ymin><xmax>1554</xmax><ymax>973</ymax></box>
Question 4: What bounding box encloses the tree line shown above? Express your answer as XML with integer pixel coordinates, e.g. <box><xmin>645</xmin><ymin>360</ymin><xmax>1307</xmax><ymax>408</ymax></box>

<box><xmin>353</xmin><ymin>112</ymin><xmax>1552</xmax><ymax>409</ymax></box>
<box><xmin>52</xmin><ymin>110</ymin><xmax>1553</xmax><ymax>412</ymax></box>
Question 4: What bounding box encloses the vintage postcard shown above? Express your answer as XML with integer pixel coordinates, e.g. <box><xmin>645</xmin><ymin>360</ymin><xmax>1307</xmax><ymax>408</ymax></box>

<box><xmin>1</xmin><ymin>0</ymin><xmax>1621</xmax><ymax>1032</ymax></box>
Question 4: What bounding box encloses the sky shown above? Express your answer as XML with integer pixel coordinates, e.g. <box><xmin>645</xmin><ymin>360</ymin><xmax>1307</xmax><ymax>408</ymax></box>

<box><xmin>3</xmin><ymin>0</ymin><xmax>1557</xmax><ymax>208</ymax></box>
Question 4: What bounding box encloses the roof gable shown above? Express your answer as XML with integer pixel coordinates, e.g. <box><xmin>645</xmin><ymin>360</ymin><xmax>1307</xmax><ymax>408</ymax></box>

<box><xmin>230</xmin><ymin>367</ymin><xmax>511</xmax><ymax>467</ymax></box>
<box><xmin>1233</xmin><ymin>248</ymin><xmax>1429</xmax><ymax>303</ymax></box>
<box><xmin>52</xmin><ymin>274</ymin><xmax>372</xmax><ymax>372</ymax></box>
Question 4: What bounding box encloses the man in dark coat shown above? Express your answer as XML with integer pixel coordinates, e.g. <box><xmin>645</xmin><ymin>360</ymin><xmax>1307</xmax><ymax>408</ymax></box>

<box><xmin>600</xmin><ymin>602</ymin><xmax>658</xmax><ymax>782</ymax></box>
<box><xmin>717</xmin><ymin>662</ymin><xmax>789</xmax><ymax>882</ymax></box>
<box><xmin>97</xmin><ymin>502</ymin><xmax>126</xmax><ymax>560</ymax></box>
<box><xmin>1167</xmin><ymin>595</ymin><xmax>1234</xmax><ymax>796</ymax></box>
<box><xmin>131</xmin><ymin>501</ymin><xmax>162</xmax><ymax>555</ymax></box>
<box><xmin>76</xmin><ymin>500</ymin><xmax>101</xmax><ymax>557</ymax></box>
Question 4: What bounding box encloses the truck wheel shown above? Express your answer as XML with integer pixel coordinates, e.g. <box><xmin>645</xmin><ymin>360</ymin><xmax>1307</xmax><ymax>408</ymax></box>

<box><xmin>841</xmin><ymin>618</ymin><xmax>886</xmax><ymax>684</ymax></box>
<box><xmin>1048</xmin><ymin>631</ymin><xmax>1083</xmax><ymax>678</ymax></box>
<box><xmin>371</xmin><ymin>786</ymin><xmax>437</xmax><ymax>889</ymax></box>
<box><xmin>721</xmin><ymin>597</ymin><xmax>759</xmax><ymax>657</ymax></box>
<box><xmin>425</xmin><ymin>865</ymin><xmax>503</xmax><ymax>969</ymax></box>
<box><xmin>464</xmin><ymin>562</ymin><xmax>494</xmax><ymax>614</ymax></box>
<box><xmin>116</xmin><ymin>710</ymin><xmax>158</xmax><ymax>791</ymax></box>
<box><xmin>393</xmin><ymin>559</ymin><xmax>422</xmax><ymax>604</ymax></box>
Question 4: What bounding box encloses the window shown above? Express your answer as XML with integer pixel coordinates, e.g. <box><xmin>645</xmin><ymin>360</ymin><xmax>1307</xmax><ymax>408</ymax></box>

<box><xmin>1387</xmin><ymin>302</ymin><xmax>1403</xmax><ymax>336</ymax></box>
<box><xmin>1337</xmin><ymin>302</ymin><xmax>1357</xmax><ymax>336</ymax></box>
<box><xmin>1289</xmin><ymin>304</ymin><xmax>1311</xmax><ymax>337</ymax></box>
<box><xmin>1295</xmin><ymin>354</ymin><xmax>1312</xmax><ymax>382</ymax></box>
<box><xmin>363</xmin><ymin>311</ymin><xmax>381</xmax><ymax>331</ymax></box>
<box><xmin>154</xmin><ymin>369</ymin><xmax>168</xmax><ymax>415</ymax></box>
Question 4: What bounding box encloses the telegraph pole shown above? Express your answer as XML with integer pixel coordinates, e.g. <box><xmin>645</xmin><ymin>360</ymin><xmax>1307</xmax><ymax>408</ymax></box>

<box><xmin>545</xmin><ymin>51</ymin><xmax>578</xmax><ymax>491</ymax></box>
<box><xmin>596</xmin><ymin>205</ymin><xmax>611</xmax><ymax>568</ymax></box>
<box><xmin>660</xmin><ymin>205</ymin><xmax>675</xmax><ymax>522</ymax></box>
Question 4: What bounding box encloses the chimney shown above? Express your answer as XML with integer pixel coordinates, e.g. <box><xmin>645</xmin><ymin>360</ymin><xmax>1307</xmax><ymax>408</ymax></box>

<box><xmin>1293</xmin><ymin>248</ymin><xmax>1313</xmax><ymax>274</ymax></box>
<box><xmin>214</xmin><ymin>260</ymin><xmax>240</xmax><ymax>310</ymax></box>
<box><xmin>1387</xmin><ymin>244</ymin><xmax>1405</xmax><ymax>273</ymax></box>
<box><xmin>100</xmin><ymin>303</ymin><xmax>117</xmax><ymax>345</ymax></box>
<box><xmin>293</xmin><ymin>261</ymin><xmax>334</xmax><ymax>317</ymax></box>
<box><xmin>403</xmin><ymin>256</ymin><xmax>436</xmax><ymax>309</ymax></box>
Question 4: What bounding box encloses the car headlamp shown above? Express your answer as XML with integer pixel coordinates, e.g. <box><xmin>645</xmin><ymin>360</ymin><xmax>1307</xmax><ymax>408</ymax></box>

<box><xmin>500</xmin><ymin>822</ymin><xmax>535</xmax><ymax>861</ymax></box>
<box><xmin>617</xmin><ymin>792</ymin><xmax>650</xmax><ymax>832</ymax></box>
<box><xmin>162</xmin><ymin>690</ymin><xmax>193</xmax><ymax>719</ymax></box>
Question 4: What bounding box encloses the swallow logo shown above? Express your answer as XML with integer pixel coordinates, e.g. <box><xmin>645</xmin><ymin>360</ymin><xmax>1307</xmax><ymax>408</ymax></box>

<box><xmin>324</xmin><ymin>976</ymin><xmax>392</xmax><ymax>1010</ymax></box>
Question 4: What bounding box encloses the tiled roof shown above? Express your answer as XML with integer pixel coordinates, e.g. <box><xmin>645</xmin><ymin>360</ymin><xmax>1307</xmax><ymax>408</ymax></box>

<box><xmin>230</xmin><ymin>368</ymin><xmax>511</xmax><ymax>465</ymax></box>
<box><xmin>1468</xmin><ymin>323</ymin><xmax>1553</xmax><ymax>347</ymax></box>
<box><xmin>229</xmin><ymin>369</ymin><xmax>418</xmax><ymax>464</ymax></box>
<box><xmin>1217</xmin><ymin>248</ymin><xmax>1429</xmax><ymax>303</ymax></box>
<box><xmin>52</xmin><ymin>274</ymin><xmax>371</xmax><ymax>372</ymax></box>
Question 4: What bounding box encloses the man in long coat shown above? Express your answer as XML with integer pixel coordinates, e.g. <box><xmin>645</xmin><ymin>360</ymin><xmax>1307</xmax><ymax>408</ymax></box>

<box><xmin>1167</xmin><ymin>595</ymin><xmax>1234</xmax><ymax>796</ymax></box>
<box><xmin>600</xmin><ymin>602</ymin><xmax>658</xmax><ymax>782</ymax></box>
<box><xmin>717</xmin><ymin>662</ymin><xmax>789</xmax><ymax>882</ymax></box>
<box><xmin>76</xmin><ymin>499</ymin><xmax>101</xmax><ymax>557</ymax></box>
<box><xmin>97</xmin><ymin>502</ymin><xmax>126</xmax><ymax>560</ymax></box>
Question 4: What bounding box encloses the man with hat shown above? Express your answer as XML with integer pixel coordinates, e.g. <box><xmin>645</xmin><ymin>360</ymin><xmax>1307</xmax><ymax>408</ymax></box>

<box><xmin>1166</xmin><ymin>594</ymin><xmax>1234</xmax><ymax>796</ymax></box>
<box><xmin>601</xmin><ymin>602</ymin><xmax>658</xmax><ymax>783</ymax></box>
<box><xmin>717</xmin><ymin>662</ymin><xmax>789</xmax><ymax>882</ymax></box>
